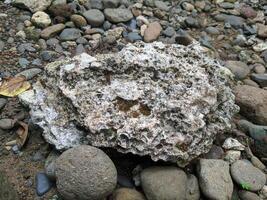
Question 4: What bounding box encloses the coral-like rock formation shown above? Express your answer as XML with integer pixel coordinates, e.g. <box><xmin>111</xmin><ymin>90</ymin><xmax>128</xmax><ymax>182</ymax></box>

<box><xmin>23</xmin><ymin>42</ymin><xmax>238</xmax><ymax>166</ymax></box>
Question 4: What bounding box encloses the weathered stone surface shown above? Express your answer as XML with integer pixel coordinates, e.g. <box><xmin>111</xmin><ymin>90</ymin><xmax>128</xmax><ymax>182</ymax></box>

<box><xmin>26</xmin><ymin>42</ymin><xmax>238</xmax><ymax>164</ymax></box>
<box><xmin>113</xmin><ymin>188</ymin><xmax>146</xmax><ymax>200</ymax></box>
<box><xmin>12</xmin><ymin>0</ymin><xmax>52</xmax><ymax>13</ymax></box>
<box><xmin>31</xmin><ymin>11</ymin><xmax>51</xmax><ymax>28</ymax></box>
<box><xmin>141</xmin><ymin>166</ymin><xmax>187</xmax><ymax>200</ymax></box>
<box><xmin>230</xmin><ymin>160</ymin><xmax>266</xmax><ymax>192</ymax></box>
<box><xmin>234</xmin><ymin>85</ymin><xmax>267</xmax><ymax>125</ymax></box>
<box><xmin>83</xmin><ymin>9</ymin><xmax>105</xmax><ymax>27</ymax></box>
<box><xmin>144</xmin><ymin>22</ymin><xmax>162</xmax><ymax>43</ymax></box>
<box><xmin>198</xmin><ymin>159</ymin><xmax>233</xmax><ymax>200</ymax></box>
<box><xmin>55</xmin><ymin>145</ymin><xmax>117</xmax><ymax>200</ymax></box>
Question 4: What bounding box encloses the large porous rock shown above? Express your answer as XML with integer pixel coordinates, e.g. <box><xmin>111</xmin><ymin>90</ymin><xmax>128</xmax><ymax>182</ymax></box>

<box><xmin>197</xmin><ymin>159</ymin><xmax>234</xmax><ymax>200</ymax></box>
<box><xmin>55</xmin><ymin>145</ymin><xmax>117</xmax><ymax>200</ymax></box>
<box><xmin>25</xmin><ymin>42</ymin><xmax>238</xmax><ymax>165</ymax></box>
<box><xmin>12</xmin><ymin>0</ymin><xmax>52</xmax><ymax>13</ymax></box>
<box><xmin>141</xmin><ymin>166</ymin><xmax>187</xmax><ymax>200</ymax></box>
<box><xmin>234</xmin><ymin>85</ymin><xmax>267</xmax><ymax>125</ymax></box>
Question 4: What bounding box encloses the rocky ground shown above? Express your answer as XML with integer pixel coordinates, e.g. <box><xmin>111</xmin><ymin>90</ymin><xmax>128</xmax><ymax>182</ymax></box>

<box><xmin>0</xmin><ymin>0</ymin><xmax>267</xmax><ymax>199</ymax></box>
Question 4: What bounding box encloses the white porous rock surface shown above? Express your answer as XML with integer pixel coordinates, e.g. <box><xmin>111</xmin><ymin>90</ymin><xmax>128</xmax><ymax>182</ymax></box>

<box><xmin>26</xmin><ymin>42</ymin><xmax>238</xmax><ymax>166</ymax></box>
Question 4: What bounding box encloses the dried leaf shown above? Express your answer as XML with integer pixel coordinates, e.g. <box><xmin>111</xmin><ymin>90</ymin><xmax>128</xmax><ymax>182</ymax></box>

<box><xmin>0</xmin><ymin>76</ymin><xmax>31</xmax><ymax>97</ymax></box>
<box><xmin>16</xmin><ymin>121</ymin><xmax>29</xmax><ymax>148</ymax></box>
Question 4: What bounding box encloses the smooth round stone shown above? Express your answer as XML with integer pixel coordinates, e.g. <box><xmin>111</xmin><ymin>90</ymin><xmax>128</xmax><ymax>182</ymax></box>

<box><xmin>59</xmin><ymin>28</ymin><xmax>81</xmax><ymax>41</ymax></box>
<box><xmin>225</xmin><ymin>61</ymin><xmax>250</xmax><ymax>80</ymax></box>
<box><xmin>113</xmin><ymin>188</ymin><xmax>146</xmax><ymax>200</ymax></box>
<box><xmin>41</xmin><ymin>24</ymin><xmax>65</xmax><ymax>39</ymax></box>
<box><xmin>70</xmin><ymin>14</ymin><xmax>87</xmax><ymax>28</ymax></box>
<box><xmin>186</xmin><ymin>174</ymin><xmax>200</xmax><ymax>200</ymax></box>
<box><xmin>83</xmin><ymin>9</ymin><xmax>105</xmax><ymax>27</ymax></box>
<box><xmin>251</xmin><ymin>73</ymin><xmax>267</xmax><ymax>88</ymax></box>
<box><xmin>162</xmin><ymin>26</ymin><xmax>175</xmax><ymax>37</ymax></box>
<box><xmin>243</xmin><ymin>79</ymin><xmax>259</xmax><ymax>87</ymax></box>
<box><xmin>198</xmin><ymin>159</ymin><xmax>233</xmax><ymax>200</ymax></box>
<box><xmin>127</xmin><ymin>32</ymin><xmax>142</xmax><ymax>42</ymax></box>
<box><xmin>141</xmin><ymin>166</ymin><xmax>187</xmax><ymax>200</ymax></box>
<box><xmin>205</xmin><ymin>27</ymin><xmax>220</xmax><ymax>35</ymax></box>
<box><xmin>104</xmin><ymin>8</ymin><xmax>133</xmax><ymax>23</ymax></box>
<box><xmin>55</xmin><ymin>145</ymin><xmax>117</xmax><ymax>200</ymax></box>
<box><xmin>36</xmin><ymin>172</ymin><xmax>53</xmax><ymax>196</ymax></box>
<box><xmin>231</xmin><ymin>160</ymin><xmax>266</xmax><ymax>191</ymax></box>
<box><xmin>102</xmin><ymin>0</ymin><xmax>120</xmax><ymax>8</ymax></box>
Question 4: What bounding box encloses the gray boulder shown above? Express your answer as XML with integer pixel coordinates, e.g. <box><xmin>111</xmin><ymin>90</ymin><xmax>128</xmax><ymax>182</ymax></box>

<box><xmin>55</xmin><ymin>145</ymin><xmax>117</xmax><ymax>200</ymax></box>
<box><xmin>12</xmin><ymin>0</ymin><xmax>52</xmax><ymax>12</ymax></box>
<box><xmin>225</xmin><ymin>61</ymin><xmax>250</xmax><ymax>80</ymax></box>
<box><xmin>230</xmin><ymin>160</ymin><xmax>266</xmax><ymax>191</ymax></box>
<box><xmin>141</xmin><ymin>166</ymin><xmax>187</xmax><ymax>200</ymax></box>
<box><xmin>59</xmin><ymin>28</ymin><xmax>81</xmax><ymax>41</ymax></box>
<box><xmin>198</xmin><ymin>159</ymin><xmax>233</xmax><ymax>200</ymax></box>
<box><xmin>104</xmin><ymin>8</ymin><xmax>133</xmax><ymax>23</ymax></box>
<box><xmin>83</xmin><ymin>9</ymin><xmax>105</xmax><ymax>27</ymax></box>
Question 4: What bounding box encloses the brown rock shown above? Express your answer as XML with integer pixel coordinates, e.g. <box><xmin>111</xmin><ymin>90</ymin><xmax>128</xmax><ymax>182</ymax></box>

<box><xmin>240</xmin><ymin>5</ymin><xmax>257</xmax><ymax>19</ymax></box>
<box><xmin>234</xmin><ymin>85</ymin><xmax>267</xmax><ymax>125</ymax></box>
<box><xmin>257</xmin><ymin>23</ymin><xmax>267</xmax><ymax>39</ymax></box>
<box><xmin>40</xmin><ymin>24</ymin><xmax>65</xmax><ymax>39</ymax></box>
<box><xmin>70</xmin><ymin>14</ymin><xmax>87</xmax><ymax>28</ymax></box>
<box><xmin>48</xmin><ymin>4</ymin><xmax>74</xmax><ymax>18</ymax></box>
<box><xmin>113</xmin><ymin>188</ymin><xmax>146</xmax><ymax>200</ymax></box>
<box><xmin>144</xmin><ymin>22</ymin><xmax>162</xmax><ymax>43</ymax></box>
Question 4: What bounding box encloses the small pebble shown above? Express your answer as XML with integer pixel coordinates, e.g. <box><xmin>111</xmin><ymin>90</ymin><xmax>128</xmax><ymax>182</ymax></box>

<box><xmin>36</xmin><ymin>172</ymin><xmax>53</xmax><ymax>196</ymax></box>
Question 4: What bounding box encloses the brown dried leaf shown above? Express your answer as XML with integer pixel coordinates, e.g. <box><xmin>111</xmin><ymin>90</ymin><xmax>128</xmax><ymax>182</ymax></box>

<box><xmin>16</xmin><ymin>121</ymin><xmax>29</xmax><ymax>148</ymax></box>
<box><xmin>0</xmin><ymin>76</ymin><xmax>31</xmax><ymax>97</ymax></box>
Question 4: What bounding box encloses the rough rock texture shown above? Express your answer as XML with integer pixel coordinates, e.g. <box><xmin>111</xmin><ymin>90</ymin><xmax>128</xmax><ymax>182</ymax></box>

<box><xmin>26</xmin><ymin>42</ymin><xmax>238</xmax><ymax>165</ymax></box>
<box><xmin>12</xmin><ymin>0</ymin><xmax>52</xmax><ymax>13</ymax></box>
<box><xmin>55</xmin><ymin>145</ymin><xmax>117</xmax><ymax>200</ymax></box>
<box><xmin>198</xmin><ymin>159</ymin><xmax>233</xmax><ymax>200</ymax></box>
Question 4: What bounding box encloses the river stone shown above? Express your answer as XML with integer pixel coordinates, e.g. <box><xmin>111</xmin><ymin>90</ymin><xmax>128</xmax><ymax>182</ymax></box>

<box><xmin>55</xmin><ymin>145</ymin><xmax>117</xmax><ymax>200</ymax></box>
<box><xmin>83</xmin><ymin>9</ymin><xmax>105</xmax><ymax>27</ymax></box>
<box><xmin>24</xmin><ymin>42</ymin><xmax>238</xmax><ymax>165</ymax></box>
<box><xmin>234</xmin><ymin>85</ymin><xmax>267</xmax><ymax>125</ymax></box>
<box><xmin>144</xmin><ymin>22</ymin><xmax>162</xmax><ymax>43</ymax></box>
<box><xmin>31</xmin><ymin>11</ymin><xmax>51</xmax><ymax>28</ymax></box>
<box><xmin>103</xmin><ymin>0</ymin><xmax>120</xmax><ymax>8</ymax></box>
<box><xmin>230</xmin><ymin>160</ymin><xmax>266</xmax><ymax>191</ymax></box>
<box><xmin>59</xmin><ymin>28</ymin><xmax>81</xmax><ymax>41</ymax></box>
<box><xmin>238</xmin><ymin>190</ymin><xmax>262</xmax><ymax>200</ymax></box>
<box><xmin>198</xmin><ymin>159</ymin><xmax>233</xmax><ymax>200</ymax></box>
<box><xmin>104</xmin><ymin>8</ymin><xmax>133</xmax><ymax>23</ymax></box>
<box><xmin>0</xmin><ymin>98</ymin><xmax>7</xmax><ymax>110</ymax></box>
<box><xmin>251</xmin><ymin>73</ymin><xmax>267</xmax><ymax>88</ymax></box>
<box><xmin>225</xmin><ymin>61</ymin><xmax>250</xmax><ymax>80</ymax></box>
<box><xmin>70</xmin><ymin>14</ymin><xmax>87</xmax><ymax>28</ymax></box>
<box><xmin>12</xmin><ymin>0</ymin><xmax>52</xmax><ymax>12</ymax></box>
<box><xmin>113</xmin><ymin>188</ymin><xmax>146</xmax><ymax>200</ymax></box>
<box><xmin>141</xmin><ymin>166</ymin><xmax>187</xmax><ymax>200</ymax></box>
<box><xmin>41</xmin><ymin>24</ymin><xmax>65</xmax><ymax>39</ymax></box>
<box><xmin>186</xmin><ymin>174</ymin><xmax>200</xmax><ymax>200</ymax></box>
